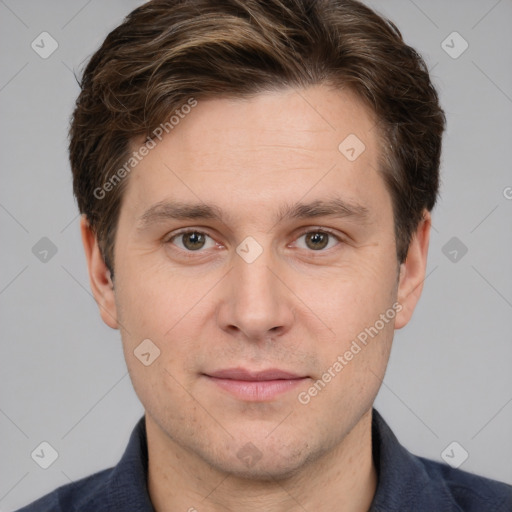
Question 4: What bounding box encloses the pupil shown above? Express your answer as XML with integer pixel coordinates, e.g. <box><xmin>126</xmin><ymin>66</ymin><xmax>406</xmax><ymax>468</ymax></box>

<box><xmin>307</xmin><ymin>232</ymin><xmax>328</xmax><ymax>250</ymax></box>
<box><xmin>184</xmin><ymin>232</ymin><xmax>205</xmax><ymax>250</ymax></box>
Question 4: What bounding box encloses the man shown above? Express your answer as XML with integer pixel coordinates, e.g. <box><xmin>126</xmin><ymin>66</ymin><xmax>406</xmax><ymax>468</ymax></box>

<box><xmin>17</xmin><ymin>0</ymin><xmax>512</xmax><ymax>510</ymax></box>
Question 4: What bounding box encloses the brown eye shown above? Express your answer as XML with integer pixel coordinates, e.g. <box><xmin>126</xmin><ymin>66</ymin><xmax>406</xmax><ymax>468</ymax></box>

<box><xmin>168</xmin><ymin>231</ymin><xmax>215</xmax><ymax>252</ymax></box>
<box><xmin>295</xmin><ymin>230</ymin><xmax>340</xmax><ymax>252</ymax></box>
<box><xmin>305</xmin><ymin>232</ymin><xmax>329</xmax><ymax>250</ymax></box>
<box><xmin>182</xmin><ymin>232</ymin><xmax>206</xmax><ymax>250</ymax></box>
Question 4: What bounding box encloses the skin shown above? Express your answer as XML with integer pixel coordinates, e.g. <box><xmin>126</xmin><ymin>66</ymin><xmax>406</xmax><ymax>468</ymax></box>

<box><xmin>82</xmin><ymin>84</ymin><xmax>431</xmax><ymax>511</ymax></box>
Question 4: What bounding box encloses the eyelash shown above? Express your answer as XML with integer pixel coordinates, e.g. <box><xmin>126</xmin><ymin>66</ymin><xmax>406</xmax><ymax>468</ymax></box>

<box><xmin>164</xmin><ymin>227</ymin><xmax>344</xmax><ymax>257</ymax></box>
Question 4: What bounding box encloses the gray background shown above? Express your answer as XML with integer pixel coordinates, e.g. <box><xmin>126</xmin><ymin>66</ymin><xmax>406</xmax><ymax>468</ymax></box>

<box><xmin>1</xmin><ymin>0</ymin><xmax>511</xmax><ymax>510</ymax></box>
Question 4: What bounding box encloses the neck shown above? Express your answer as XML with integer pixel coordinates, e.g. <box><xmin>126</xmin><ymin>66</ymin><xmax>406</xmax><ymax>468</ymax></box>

<box><xmin>146</xmin><ymin>409</ymin><xmax>377</xmax><ymax>512</ymax></box>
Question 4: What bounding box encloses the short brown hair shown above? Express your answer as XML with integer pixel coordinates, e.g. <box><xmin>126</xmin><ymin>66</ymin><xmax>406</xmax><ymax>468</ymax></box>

<box><xmin>69</xmin><ymin>0</ymin><xmax>445</xmax><ymax>276</ymax></box>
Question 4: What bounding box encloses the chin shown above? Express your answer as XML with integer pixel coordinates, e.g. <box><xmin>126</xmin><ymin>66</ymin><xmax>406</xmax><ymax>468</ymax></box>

<box><xmin>209</xmin><ymin>435</ymin><xmax>315</xmax><ymax>482</ymax></box>
<box><xmin>222</xmin><ymin>456</ymin><xmax>310</xmax><ymax>482</ymax></box>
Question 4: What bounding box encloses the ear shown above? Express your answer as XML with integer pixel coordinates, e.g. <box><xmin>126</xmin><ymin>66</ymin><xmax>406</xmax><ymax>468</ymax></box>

<box><xmin>394</xmin><ymin>209</ymin><xmax>431</xmax><ymax>330</ymax></box>
<box><xmin>80</xmin><ymin>215</ymin><xmax>119</xmax><ymax>329</ymax></box>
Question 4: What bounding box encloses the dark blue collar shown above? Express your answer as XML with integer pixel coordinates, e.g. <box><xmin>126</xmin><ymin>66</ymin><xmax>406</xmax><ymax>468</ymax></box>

<box><xmin>50</xmin><ymin>409</ymin><xmax>511</xmax><ymax>512</ymax></box>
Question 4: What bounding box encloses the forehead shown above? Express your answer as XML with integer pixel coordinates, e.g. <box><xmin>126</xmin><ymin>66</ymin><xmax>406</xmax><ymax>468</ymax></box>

<box><xmin>156</xmin><ymin>85</ymin><xmax>378</xmax><ymax>161</ymax></box>
<box><xmin>122</xmin><ymin>85</ymin><xmax>387</xmax><ymax>223</ymax></box>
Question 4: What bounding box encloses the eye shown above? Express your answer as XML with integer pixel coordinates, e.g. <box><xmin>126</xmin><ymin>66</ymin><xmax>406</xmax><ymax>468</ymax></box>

<box><xmin>167</xmin><ymin>230</ymin><xmax>217</xmax><ymax>251</ymax></box>
<box><xmin>294</xmin><ymin>229</ymin><xmax>341</xmax><ymax>251</ymax></box>
<box><xmin>165</xmin><ymin>227</ymin><xmax>343</xmax><ymax>255</ymax></box>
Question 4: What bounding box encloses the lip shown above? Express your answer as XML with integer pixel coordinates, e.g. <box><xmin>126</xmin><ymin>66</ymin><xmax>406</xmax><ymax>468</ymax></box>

<box><xmin>207</xmin><ymin>368</ymin><xmax>304</xmax><ymax>381</ymax></box>
<box><xmin>203</xmin><ymin>368</ymin><xmax>309</xmax><ymax>401</ymax></box>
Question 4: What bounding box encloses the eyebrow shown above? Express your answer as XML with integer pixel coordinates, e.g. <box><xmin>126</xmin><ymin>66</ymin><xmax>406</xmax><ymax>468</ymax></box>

<box><xmin>136</xmin><ymin>197</ymin><xmax>371</xmax><ymax>231</ymax></box>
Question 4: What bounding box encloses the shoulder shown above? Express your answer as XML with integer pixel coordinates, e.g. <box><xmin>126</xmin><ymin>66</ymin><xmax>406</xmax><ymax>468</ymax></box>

<box><xmin>416</xmin><ymin>455</ymin><xmax>512</xmax><ymax>512</ymax></box>
<box><xmin>15</xmin><ymin>416</ymin><xmax>152</xmax><ymax>511</ymax></box>
<box><xmin>14</xmin><ymin>468</ymin><xmax>113</xmax><ymax>512</ymax></box>
<box><xmin>370</xmin><ymin>409</ymin><xmax>512</xmax><ymax>511</ymax></box>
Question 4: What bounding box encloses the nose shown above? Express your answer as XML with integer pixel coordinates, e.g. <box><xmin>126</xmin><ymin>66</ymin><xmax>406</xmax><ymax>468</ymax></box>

<box><xmin>216</xmin><ymin>244</ymin><xmax>295</xmax><ymax>342</ymax></box>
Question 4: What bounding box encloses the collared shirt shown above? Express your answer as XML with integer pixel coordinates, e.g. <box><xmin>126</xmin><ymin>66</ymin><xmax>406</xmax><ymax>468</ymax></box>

<box><xmin>16</xmin><ymin>409</ymin><xmax>512</xmax><ymax>511</ymax></box>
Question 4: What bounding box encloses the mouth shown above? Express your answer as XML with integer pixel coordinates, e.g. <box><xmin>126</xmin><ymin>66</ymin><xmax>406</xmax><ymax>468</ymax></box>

<box><xmin>203</xmin><ymin>368</ymin><xmax>309</xmax><ymax>401</ymax></box>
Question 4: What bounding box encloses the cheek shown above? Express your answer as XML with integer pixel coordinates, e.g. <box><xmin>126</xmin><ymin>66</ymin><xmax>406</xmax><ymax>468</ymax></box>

<box><xmin>300</xmin><ymin>256</ymin><xmax>398</xmax><ymax>340</ymax></box>
<box><xmin>296</xmin><ymin>254</ymin><xmax>398</xmax><ymax>406</ymax></box>
<box><xmin>114</xmin><ymin>265</ymin><xmax>208</xmax><ymax>384</ymax></box>
<box><xmin>117</xmin><ymin>287</ymin><xmax>198</xmax><ymax>424</ymax></box>
<box><xmin>296</xmin><ymin>311</ymin><xmax>394</xmax><ymax>427</ymax></box>
<box><xmin>115</xmin><ymin>255</ymin><xmax>197</xmax><ymax>336</ymax></box>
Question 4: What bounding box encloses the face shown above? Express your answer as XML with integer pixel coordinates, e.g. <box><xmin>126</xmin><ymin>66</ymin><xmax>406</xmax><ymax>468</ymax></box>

<box><xmin>83</xmin><ymin>84</ymin><xmax>430</xmax><ymax>479</ymax></box>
